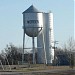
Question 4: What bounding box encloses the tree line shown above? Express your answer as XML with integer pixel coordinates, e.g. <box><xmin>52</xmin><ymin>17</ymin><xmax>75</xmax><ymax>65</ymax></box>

<box><xmin>0</xmin><ymin>38</ymin><xmax>75</xmax><ymax>66</ymax></box>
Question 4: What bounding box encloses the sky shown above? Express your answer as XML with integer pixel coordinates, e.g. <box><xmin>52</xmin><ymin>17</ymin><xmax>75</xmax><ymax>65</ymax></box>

<box><xmin>0</xmin><ymin>0</ymin><xmax>74</xmax><ymax>51</ymax></box>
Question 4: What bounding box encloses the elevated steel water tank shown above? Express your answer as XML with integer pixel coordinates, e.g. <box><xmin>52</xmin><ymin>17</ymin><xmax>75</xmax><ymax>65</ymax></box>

<box><xmin>23</xmin><ymin>5</ymin><xmax>43</xmax><ymax>37</ymax></box>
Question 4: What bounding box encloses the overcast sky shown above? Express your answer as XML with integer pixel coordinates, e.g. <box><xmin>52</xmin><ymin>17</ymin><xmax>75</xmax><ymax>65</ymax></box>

<box><xmin>0</xmin><ymin>0</ymin><xmax>74</xmax><ymax>51</ymax></box>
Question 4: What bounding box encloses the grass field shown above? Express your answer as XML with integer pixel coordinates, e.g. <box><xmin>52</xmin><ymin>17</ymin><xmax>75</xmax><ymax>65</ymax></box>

<box><xmin>0</xmin><ymin>64</ymin><xmax>73</xmax><ymax>71</ymax></box>
<box><xmin>0</xmin><ymin>64</ymin><xmax>75</xmax><ymax>75</ymax></box>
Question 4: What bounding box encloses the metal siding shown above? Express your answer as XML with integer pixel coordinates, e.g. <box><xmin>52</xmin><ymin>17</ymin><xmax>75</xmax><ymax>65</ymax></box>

<box><xmin>37</xmin><ymin>13</ymin><xmax>54</xmax><ymax>64</ymax></box>
<box><xmin>23</xmin><ymin>13</ymin><xmax>43</xmax><ymax>37</ymax></box>
<box><xmin>43</xmin><ymin>13</ymin><xmax>54</xmax><ymax>64</ymax></box>
<box><xmin>49</xmin><ymin>13</ymin><xmax>54</xmax><ymax>63</ymax></box>
<box><xmin>37</xmin><ymin>31</ymin><xmax>45</xmax><ymax>63</ymax></box>
<box><xmin>43</xmin><ymin>13</ymin><xmax>51</xmax><ymax>64</ymax></box>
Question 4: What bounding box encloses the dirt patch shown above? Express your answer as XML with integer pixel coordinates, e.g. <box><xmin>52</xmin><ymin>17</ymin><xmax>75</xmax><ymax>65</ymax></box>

<box><xmin>0</xmin><ymin>70</ymin><xmax>75</xmax><ymax>75</ymax></box>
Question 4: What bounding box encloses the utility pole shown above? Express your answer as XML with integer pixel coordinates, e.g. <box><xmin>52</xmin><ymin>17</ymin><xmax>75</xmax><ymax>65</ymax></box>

<box><xmin>52</xmin><ymin>41</ymin><xmax>58</xmax><ymax>65</ymax></box>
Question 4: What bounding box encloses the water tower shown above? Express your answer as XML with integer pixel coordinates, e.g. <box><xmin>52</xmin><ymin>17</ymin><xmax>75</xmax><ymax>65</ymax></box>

<box><xmin>22</xmin><ymin>5</ymin><xmax>43</xmax><ymax>64</ymax></box>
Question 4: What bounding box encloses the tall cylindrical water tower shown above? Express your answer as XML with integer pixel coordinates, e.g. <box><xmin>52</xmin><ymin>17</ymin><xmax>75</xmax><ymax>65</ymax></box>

<box><xmin>37</xmin><ymin>12</ymin><xmax>54</xmax><ymax>64</ymax></box>
<box><xmin>22</xmin><ymin>5</ymin><xmax>43</xmax><ymax>64</ymax></box>
<box><xmin>43</xmin><ymin>12</ymin><xmax>54</xmax><ymax>64</ymax></box>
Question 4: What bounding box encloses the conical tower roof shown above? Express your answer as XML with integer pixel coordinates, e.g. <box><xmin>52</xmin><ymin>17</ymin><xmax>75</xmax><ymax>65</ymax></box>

<box><xmin>23</xmin><ymin>5</ymin><xmax>42</xmax><ymax>13</ymax></box>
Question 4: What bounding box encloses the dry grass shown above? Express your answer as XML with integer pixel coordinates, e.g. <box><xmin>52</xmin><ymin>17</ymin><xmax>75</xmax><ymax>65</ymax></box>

<box><xmin>0</xmin><ymin>64</ymin><xmax>75</xmax><ymax>75</ymax></box>
<box><xmin>0</xmin><ymin>64</ymin><xmax>75</xmax><ymax>71</ymax></box>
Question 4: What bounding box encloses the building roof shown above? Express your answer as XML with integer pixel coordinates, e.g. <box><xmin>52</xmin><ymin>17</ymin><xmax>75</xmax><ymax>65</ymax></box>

<box><xmin>23</xmin><ymin>5</ymin><xmax>42</xmax><ymax>13</ymax></box>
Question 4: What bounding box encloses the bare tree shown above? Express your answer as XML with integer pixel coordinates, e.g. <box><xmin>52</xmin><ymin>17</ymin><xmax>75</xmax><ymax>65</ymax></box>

<box><xmin>0</xmin><ymin>43</ymin><xmax>22</xmax><ymax>65</ymax></box>
<box><xmin>66</xmin><ymin>37</ymin><xmax>75</xmax><ymax>51</ymax></box>
<box><xmin>63</xmin><ymin>37</ymin><xmax>75</xmax><ymax>68</ymax></box>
